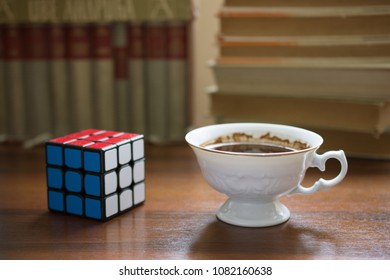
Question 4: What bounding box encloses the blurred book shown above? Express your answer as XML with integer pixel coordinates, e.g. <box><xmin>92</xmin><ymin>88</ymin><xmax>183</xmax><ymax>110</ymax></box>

<box><xmin>210</xmin><ymin>88</ymin><xmax>390</xmax><ymax>159</ymax></box>
<box><xmin>219</xmin><ymin>5</ymin><xmax>390</xmax><ymax>36</ymax></box>
<box><xmin>209</xmin><ymin>88</ymin><xmax>390</xmax><ymax>135</ymax></box>
<box><xmin>210</xmin><ymin>57</ymin><xmax>390</xmax><ymax>101</ymax></box>
<box><xmin>314</xmin><ymin>128</ymin><xmax>390</xmax><ymax>160</ymax></box>
<box><xmin>219</xmin><ymin>34</ymin><xmax>390</xmax><ymax>57</ymax></box>
<box><xmin>224</xmin><ymin>0</ymin><xmax>390</xmax><ymax>7</ymax></box>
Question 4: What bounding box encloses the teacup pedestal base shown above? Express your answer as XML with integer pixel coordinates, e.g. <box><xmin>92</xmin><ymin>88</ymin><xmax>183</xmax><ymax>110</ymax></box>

<box><xmin>216</xmin><ymin>198</ymin><xmax>290</xmax><ymax>227</ymax></box>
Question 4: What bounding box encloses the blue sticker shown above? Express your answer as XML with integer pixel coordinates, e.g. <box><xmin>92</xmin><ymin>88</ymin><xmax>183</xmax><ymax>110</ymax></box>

<box><xmin>47</xmin><ymin>167</ymin><xmax>63</xmax><ymax>189</ymax></box>
<box><xmin>84</xmin><ymin>151</ymin><xmax>101</xmax><ymax>173</ymax></box>
<box><xmin>65</xmin><ymin>170</ymin><xmax>82</xmax><ymax>193</ymax></box>
<box><xmin>66</xmin><ymin>195</ymin><xmax>83</xmax><ymax>216</ymax></box>
<box><xmin>85</xmin><ymin>198</ymin><xmax>102</xmax><ymax>220</ymax></box>
<box><xmin>64</xmin><ymin>148</ymin><xmax>82</xmax><ymax>169</ymax></box>
<box><xmin>84</xmin><ymin>174</ymin><xmax>101</xmax><ymax>197</ymax></box>
<box><xmin>48</xmin><ymin>190</ymin><xmax>64</xmax><ymax>211</ymax></box>
<box><xmin>46</xmin><ymin>145</ymin><xmax>63</xmax><ymax>166</ymax></box>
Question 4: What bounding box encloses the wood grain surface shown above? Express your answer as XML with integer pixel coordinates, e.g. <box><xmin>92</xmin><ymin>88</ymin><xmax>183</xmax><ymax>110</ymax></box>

<box><xmin>0</xmin><ymin>143</ymin><xmax>388</xmax><ymax>260</ymax></box>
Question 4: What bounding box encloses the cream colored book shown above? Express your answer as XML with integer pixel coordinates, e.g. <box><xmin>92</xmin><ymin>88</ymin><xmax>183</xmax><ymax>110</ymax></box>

<box><xmin>219</xmin><ymin>34</ymin><xmax>390</xmax><ymax>57</ymax></box>
<box><xmin>225</xmin><ymin>0</ymin><xmax>390</xmax><ymax>8</ymax></box>
<box><xmin>209</xmin><ymin>90</ymin><xmax>390</xmax><ymax>135</ymax></box>
<box><xmin>220</xmin><ymin>6</ymin><xmax>390</xmax><ymax>36</ymax></box>
<box><xmin>216</xmin><ymin>115</ymin><xmax>390</xmax><ymax>159</ymax></box>
<box><xmin>220</xmin><ymin>6</ymin><xmax>390</xmax><ymax>18</ymax></box>
<box><xmin>315</xmin><ymin>127</ymin><xmax>390</xmax><ymax>160</ymax></box>
<box><xmin>210</xmin><ymin>57</ymin><xmax>390</xmax><ymax>101</ymax></box>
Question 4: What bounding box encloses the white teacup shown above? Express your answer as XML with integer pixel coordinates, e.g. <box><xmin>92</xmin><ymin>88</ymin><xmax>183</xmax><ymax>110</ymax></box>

<box><xmin>185</xmin><ymin>123</ymin><xmax>348</xmax><ymax>227</ymax></box>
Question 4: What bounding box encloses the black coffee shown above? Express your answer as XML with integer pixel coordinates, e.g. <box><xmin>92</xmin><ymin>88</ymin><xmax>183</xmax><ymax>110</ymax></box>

<box><xmin>209</xmin><ymin>142</ymin><xmax>295</xmax><ymax>154</ymax></box>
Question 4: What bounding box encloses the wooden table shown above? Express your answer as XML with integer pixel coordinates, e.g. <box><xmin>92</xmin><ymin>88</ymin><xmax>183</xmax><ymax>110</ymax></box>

<box><xmin>0</xmin><ymin>142</ymin><xmax>389</xmax><ymax>260</ymax></box>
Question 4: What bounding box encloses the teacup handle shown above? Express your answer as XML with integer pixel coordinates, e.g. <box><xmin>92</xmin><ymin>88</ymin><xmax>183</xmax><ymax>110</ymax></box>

<box><xmin>289</xmin><ymin>150</ymin><xmax>348</xmax><ymax>195</ymax></box>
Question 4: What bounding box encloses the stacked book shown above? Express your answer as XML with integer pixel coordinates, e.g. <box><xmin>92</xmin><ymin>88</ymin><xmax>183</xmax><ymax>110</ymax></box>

<box><xmin>209</xmin><ymin>0</ymin><xmax>390</xmax><ymax>159</ymax></box>
<box><xmin>0</xmin><ymin>0</ymin><xmax>193</xmax><ymax>146</ymax></box>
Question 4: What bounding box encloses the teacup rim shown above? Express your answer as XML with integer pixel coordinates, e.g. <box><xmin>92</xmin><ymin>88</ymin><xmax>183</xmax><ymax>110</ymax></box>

<box><xmin>185</xmin><ymin>122</ymin><xmax>323</xmax><ymax>157</ymax></box>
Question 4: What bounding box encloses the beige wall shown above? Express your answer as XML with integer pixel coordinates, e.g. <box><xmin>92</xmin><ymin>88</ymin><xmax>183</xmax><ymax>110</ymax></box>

<box><xmin>190</xmin><ymin>0</ymin><xmax>223</xmax><ymax>128</ymax></box>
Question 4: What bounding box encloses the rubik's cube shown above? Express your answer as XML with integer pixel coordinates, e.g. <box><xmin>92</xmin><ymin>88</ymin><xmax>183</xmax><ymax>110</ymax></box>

<box><xmin>45</xmin><ymin>129</ymin><xmax>145</xmax><ymax>221</ymax></box>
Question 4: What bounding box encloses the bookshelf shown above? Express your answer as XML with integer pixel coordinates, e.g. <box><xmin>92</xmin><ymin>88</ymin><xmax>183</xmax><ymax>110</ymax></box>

<box><xmin>0</xmin><ymin>0</ymin><xmax>194</xmax><ymax>145</ymax></box>
<box><xmin>209</xmin><ymin>0</ymin><xmax>390</xmax><ymax>159</ymax></box>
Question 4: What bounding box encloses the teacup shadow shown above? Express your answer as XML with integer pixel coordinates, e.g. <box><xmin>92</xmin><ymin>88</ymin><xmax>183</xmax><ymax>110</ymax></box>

<box><xmin>190</xmin><ymin>217</ymin><xmax>335</xmax><ymax>259</ymax></box>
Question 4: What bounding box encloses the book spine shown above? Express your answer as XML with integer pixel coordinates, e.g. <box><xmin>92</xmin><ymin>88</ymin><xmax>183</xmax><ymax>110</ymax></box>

<box><xmin>224</xmin><ymin>0</ymin><xmax>390</xmax><ymax>7</ymax></box>
<box><xmin>167</xmin><ymin>21</ymin><xmax>189</xmax><ymax>142</ymax></box>
<box><xmin>145</xmin><ymin>22</ymin><xmax>169</xmax><ymax>143</ymax></box>
<box><xmin>212</xmin><ymin>60</ymin><xmax>390</xmax><ymax>101</ymax></box>
<box><xmin>219</xmin><ymin>35</ymin><xmax>390</xmax><ymax>57</ymax></box>
<box><xmin>312</xmin><ymin>127</ymin><xmax>390</xmax><ymax>160</ymax></box>
<box><xmin>221</xmin><ymin>44</ymin><xmax>390</xmax><ymax>57</ymax></box>
<box><xmin>210</xmin><ymin>93</ymin><xmax>386</xmax><ymax>134</ymax></box>
<box><xmin>48</xmin><ymin>24</ymin><xmax>69</xmax><ymax>137</ymax></box>
<box><xmin>65</xmin><ymin>24</ymin><xmax>93</xmax><ymax>131</ymax></box>
<box><xmin>22</xmin><ymin>24</ymin><xmax>52</xmax><ymax>141</ymax></box>
<box><xmin>221</xmin><ymin>14</ymin><xmax>390</xmax><ymax>36</ymax></box>
<box><xmin>90</xmin><ymin>24</ymin><xmax>115</xmax><ymax>130</ymax></box>
<box><xmin>112</xmin><ymin>22</ymin><xmax>129</xmax><ymax>132</ymax></box>
<box><xmin>2</xmin><ymin>24</ymin><xmax>26</xmax><ymax>140</ymax></box>
<box><xmin>127</xmin><ymin>23</ymin><xmax>146</xmax><ymax>135</ymax></box>
<box><xmin>219</xmin><ymin>6</ymin><xmax>390</xmax><ymax>18</ymax></box>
